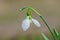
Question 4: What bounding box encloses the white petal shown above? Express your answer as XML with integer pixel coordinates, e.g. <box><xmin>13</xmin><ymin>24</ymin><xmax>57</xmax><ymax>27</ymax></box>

<box><xmin>22</xmin><ymin>18</ymin><xmax>31</xmax><ymax>31</ymax></box>
<box><xmin>32</xmin><ymin>18</ymin><xmax>41</xmax><ymax>27</ymax></box>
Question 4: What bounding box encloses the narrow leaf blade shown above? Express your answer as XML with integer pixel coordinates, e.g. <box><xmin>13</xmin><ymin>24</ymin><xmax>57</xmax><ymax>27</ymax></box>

<box><xmin>41</xmin><ymin>33</ymin><xmax>49</xmax><ymax>40</ymax></box>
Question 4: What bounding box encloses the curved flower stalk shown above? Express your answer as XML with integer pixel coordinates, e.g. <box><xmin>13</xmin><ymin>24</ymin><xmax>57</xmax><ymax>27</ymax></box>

<box><xmin>20</xmin><ymin>7</ymin><xmax>55</xmax><ymax>40</ymax></box>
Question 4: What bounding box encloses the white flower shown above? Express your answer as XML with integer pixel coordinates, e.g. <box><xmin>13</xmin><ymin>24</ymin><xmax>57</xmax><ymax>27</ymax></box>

<box><xmin>22</xmin><ymin>17</ymin><xmax>31</xmax><ymax>31</ymax></box>
<box><xmin>32</xmin><ymin>18</ymin><xmax>41</xmax><ymax>27</ymax></box>
<box><xmin>22</xmin><ymin>17</ymin><xmax>41</xmax><ymax>31</ymax></box>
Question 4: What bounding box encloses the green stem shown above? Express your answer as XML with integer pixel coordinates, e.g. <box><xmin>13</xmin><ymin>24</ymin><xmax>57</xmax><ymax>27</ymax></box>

<box><xmin>29</xmin><ymin>7</ymin><xmax>55</xmax><ymax>40</ymax></box>
<box><xmin>27</xmin><ymin>8</ymin><xmax>32</xmax><ymax>19</ymax></box>
<box><xmin>40</xmin><ymin>16</ymin><xmax>55</xmax><ymax>40</ymax></box>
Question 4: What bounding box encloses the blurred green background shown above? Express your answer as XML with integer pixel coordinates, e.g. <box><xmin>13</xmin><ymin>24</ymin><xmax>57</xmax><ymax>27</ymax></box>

<box><xmin>0</xmin><ymin>0</ymin><xmax>60</xmax><ymax>40</ymax></box>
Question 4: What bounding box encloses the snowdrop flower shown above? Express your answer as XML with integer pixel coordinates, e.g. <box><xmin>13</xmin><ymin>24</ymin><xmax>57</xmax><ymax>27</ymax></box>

<box><xmin>22</xmin><ymin>17</ymin><xmax>31</xmax><ymax>31</ymax></box>
<box><xmin>22</xmin><ymin>16</ymin><xmax>41</xmax><ymax>31</ymax></box>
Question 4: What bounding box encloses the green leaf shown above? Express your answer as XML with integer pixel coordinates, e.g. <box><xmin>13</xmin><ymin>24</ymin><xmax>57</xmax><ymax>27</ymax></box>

<box><xmin>53</xmin><ymin>28</ymin><xmax>60</xmax><ymax>40</ymax></box>
<box><xmin>57</xmin><ymin>34</ymin><xmax>60</xmax><ymax>40</ymax></box>
<box><xmin>41</xmin><ymin>33</ymin><xmax>49</xmax><ymax>40</ymax></box>
<box><xmin>53</xmin><ymin>28</ymin><xmax>59</xmax><ymax>36</ymax></box>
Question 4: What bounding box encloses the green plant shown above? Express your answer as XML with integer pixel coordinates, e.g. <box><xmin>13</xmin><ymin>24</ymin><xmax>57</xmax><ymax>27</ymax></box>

<box><xmin>20</xmin><ymin>6</ymin><xmax>60</xmax><ymax>40</ymax></box>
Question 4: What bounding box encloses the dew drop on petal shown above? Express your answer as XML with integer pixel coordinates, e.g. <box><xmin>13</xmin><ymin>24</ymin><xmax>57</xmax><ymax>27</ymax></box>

<box><xmin>32</xmin><ymin>18</ymin><xmax>41</xmax><ymax>27</ymax></box>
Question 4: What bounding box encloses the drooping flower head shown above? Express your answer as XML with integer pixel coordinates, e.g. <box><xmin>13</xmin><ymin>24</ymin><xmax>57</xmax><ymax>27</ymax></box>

<box><xmin>21</xmin><ymin>8</ymin><xmax>41</xmax><ymax>31</ymax></box>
